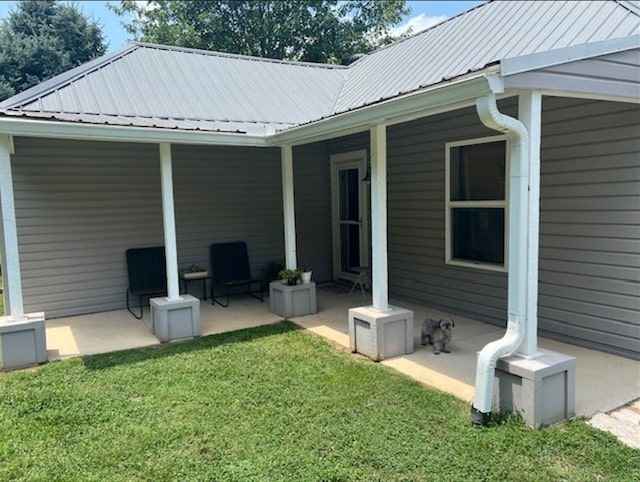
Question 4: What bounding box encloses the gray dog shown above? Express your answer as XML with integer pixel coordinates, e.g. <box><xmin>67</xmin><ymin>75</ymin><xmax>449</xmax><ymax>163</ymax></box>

<box><xmin>420</xmin><ymin>318</ymin><xmax>454</xmax><ymax>354</ymax></box>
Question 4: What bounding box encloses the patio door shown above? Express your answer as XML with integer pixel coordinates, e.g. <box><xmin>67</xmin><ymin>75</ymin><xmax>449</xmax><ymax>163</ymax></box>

<box><xmin>330</xmin><ymin>151</ymin><xmax>369</xmax><ymax>282</ymax></box>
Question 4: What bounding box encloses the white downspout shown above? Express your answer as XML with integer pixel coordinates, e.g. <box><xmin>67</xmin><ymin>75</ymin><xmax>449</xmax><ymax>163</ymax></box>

<box><xmin>471</xmin><ymin>94</ymin><xmax>529</xmax><ymax>425</ymax></box>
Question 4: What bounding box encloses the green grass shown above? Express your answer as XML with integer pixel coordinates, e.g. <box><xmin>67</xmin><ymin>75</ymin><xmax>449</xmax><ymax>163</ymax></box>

<box><xmin>1</xmin><ymin>322</ymin><xmax>637</xmax><ymax>481</ymax></box>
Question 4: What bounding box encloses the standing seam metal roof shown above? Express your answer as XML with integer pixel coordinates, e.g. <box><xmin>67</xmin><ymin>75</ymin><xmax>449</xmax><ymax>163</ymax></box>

<box><xmin>1</xmin><ymin>1</ymin><xmax>638</xmax><ymax>133</ymax></box>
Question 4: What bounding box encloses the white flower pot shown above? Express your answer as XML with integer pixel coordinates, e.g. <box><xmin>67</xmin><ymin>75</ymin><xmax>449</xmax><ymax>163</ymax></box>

<box><xmin>301</xmin><ymin>271</ymin><xmax>312</xmax><ymax>284</ymax></box>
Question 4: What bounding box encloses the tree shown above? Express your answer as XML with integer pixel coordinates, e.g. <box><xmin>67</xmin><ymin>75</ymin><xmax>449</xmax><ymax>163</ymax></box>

<box><xmin>0</xmin><ymin>1</ymin><xmax>106</xmax><ymax>102</ymax></box>
<box><xmin>111</xmin><ymin>1</ymin><xmax>409</xmax><ymax>65</ymax></box>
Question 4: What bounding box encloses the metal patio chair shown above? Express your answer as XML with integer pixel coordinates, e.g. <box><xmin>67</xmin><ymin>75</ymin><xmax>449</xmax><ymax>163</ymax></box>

<box><xmin>126</xmin><ymin>246</ymin><xmax>167</xmax><ymax>319</ymax></box>
<box><xmin>209</xmin><ymin>241</ymin><xmax>264</xmax><ymax>307</ymax></box>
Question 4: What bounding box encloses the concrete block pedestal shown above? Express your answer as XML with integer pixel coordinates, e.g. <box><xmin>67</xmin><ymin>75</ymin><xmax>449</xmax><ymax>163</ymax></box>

<box><xmin>348</xmin><ymin>305</ymin><xmax>414</xmax><ymax>361</ymax></box>
<box><xmin>149</xmin><ymin>295</ymin><xmax>201</xmax><ymax>342</ymax></box>
<box><xmin>495</xmin><ymin>349</ymin><xmax>576</xmax><ymax>428</ymax></box>
<box><xmin>269</xmin><ymin>281</ymin><xmax>317</xmax><ymax>318</ymax></box>
<box><xmin>0</xmin><ymin>312</ymin><xmax>47</xmax><ymax>371</ymax></box>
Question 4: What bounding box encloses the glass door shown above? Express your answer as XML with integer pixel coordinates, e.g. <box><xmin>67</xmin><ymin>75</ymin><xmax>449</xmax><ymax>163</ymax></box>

<box><xmin>330</xmin><ymin>151</ymin><xmax>368</xmax><ymax>281</ymax></box>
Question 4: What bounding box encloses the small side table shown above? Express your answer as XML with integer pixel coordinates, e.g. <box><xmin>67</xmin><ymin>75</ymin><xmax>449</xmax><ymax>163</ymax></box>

<box><xmin>179</xmin><ymin>272</ymin><xmax>210</xmax><ymax>300</ymax></box>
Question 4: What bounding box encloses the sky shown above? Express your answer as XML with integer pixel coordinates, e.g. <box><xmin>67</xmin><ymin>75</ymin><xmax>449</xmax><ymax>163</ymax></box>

<box><xmin>0</xmin><ymin>1</ymin><xmax>483</xmax><ymax>53</ymax></box>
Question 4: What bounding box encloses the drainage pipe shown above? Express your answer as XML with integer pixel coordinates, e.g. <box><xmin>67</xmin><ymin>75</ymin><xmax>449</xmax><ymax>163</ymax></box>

<box><xmin>471</xmin><ymin>94</ymin><xmax>529</xmax><ymax>425</ymax></box>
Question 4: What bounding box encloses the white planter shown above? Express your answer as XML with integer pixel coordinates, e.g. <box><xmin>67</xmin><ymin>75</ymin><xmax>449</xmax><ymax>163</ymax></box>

<box><xmin>300</xmin><ymin>271</ymin><xmax>312</xmax><ymax>284</ymax></box>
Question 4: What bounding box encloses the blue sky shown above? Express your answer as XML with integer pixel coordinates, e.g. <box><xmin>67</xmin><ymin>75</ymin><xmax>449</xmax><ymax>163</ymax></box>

<box><xmin>0</xmin><ymin>1</ymin><xmax>482</xmax><ymax>53</ymax></box>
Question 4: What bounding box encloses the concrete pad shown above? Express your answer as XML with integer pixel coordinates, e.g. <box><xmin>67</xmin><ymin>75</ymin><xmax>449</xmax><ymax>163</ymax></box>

<box><xmin>539</xmin><ymin>338</ymin><xmax>640</xmax><ymax>416</ymax></box>
<box><xmin>46</xmin><ymin>310</ymin><xmax>159</xmax><ymax>360</ymax></box>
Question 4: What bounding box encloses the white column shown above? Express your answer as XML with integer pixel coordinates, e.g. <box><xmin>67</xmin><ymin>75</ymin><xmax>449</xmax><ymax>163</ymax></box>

<box><xmin>0</xmin><ymin>135</ymin><xmax>24</xmax><ymax>318</ymax></box>
<box><xmin>370</xmin><ymin>124</ymin><xmax>389</xmax><ymax>311</ymax></box>
<box><xmin>281</xmin><ymin>144</ymin><xmax>297</xmax><ymax>270</ymax></box>
<box><xmin>517</xmin><ymin>91</ymin><xmax>543</xmax><ymax>357</ymax></box>
<box><xmin>158</xmin><ymin>143</ymin><xmax>180</xmax><ymax>300</ymax></box>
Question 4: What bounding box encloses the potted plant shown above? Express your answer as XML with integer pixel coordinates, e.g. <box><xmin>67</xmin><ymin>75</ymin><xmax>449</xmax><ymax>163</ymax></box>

<box><xmin>279</xmin><ymin>268</ymin><xmax>299</xmax><ymax>286</ymax></box>
<box><xmin>180</xmin><ymin>264</ymin><xmax>209</xmax><ymax>279</ymax></box>
<box><xmin>300</xmin><ymin>265</ymin><xmax>312</xmax><ymax>284</ymax></box>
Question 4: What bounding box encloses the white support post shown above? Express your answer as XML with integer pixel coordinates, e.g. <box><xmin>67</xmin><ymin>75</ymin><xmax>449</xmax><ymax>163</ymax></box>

<box><xmin>158</xmin><ymin>143</ymin><xmax>180</xmax><ymax>301</ymax></box>
<box><xmin>281</xmin><ymin>144</ymin><xmax>297</xmax><ymax>270</ymax></box>
<box><xmin>0</xmin><ymin>135</ymin><xmax>24</xmax><ymax>318</ymax></box>
<box><xmin>370</xmin><ymin>124</ymin><xmax>389</xmax><ymax>312</ymax></box>
<box><xmin>517</xmin><ymin>91</ymin><xmax>543</xmax><ymax>358</ymax></box>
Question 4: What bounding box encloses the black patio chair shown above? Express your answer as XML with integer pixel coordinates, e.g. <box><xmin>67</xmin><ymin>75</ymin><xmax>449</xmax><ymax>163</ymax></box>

<box><xmin>210</xmin><ymin>241</ymin><xmax>263</xmax><ymax>307</ymax></box>
<box><xmin>126</xmin><ymin>246</ymin><xmax>167</xmax><ymax>319</ymax></box>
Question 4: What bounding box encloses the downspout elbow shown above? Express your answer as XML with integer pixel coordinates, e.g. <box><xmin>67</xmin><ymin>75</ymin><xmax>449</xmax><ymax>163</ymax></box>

<box><xmin>471</xmin><ymin>94</ymin><xmax>530</xmax><ymax>425</ymax></box>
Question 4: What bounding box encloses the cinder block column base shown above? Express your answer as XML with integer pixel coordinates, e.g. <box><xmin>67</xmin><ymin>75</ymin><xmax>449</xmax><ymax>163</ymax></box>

<box><xmin>0</xmin><ymin>312</ymin><xmax>47</xmax><ymax>371</ymax></box>
<box><xmin>495</xmin><ymin>349</ymin><xmax>576</xmax><ymax>428</ymax></box>
<box><xmin>269</xmin><ymin>281</ymin><xmax>317</xmax><ymax>318</ymax></box>
<box><xmin>150</xmin><ymin>295</ymin><xmax>201</xmax><ymax>343</ymax></box>
<box><xmin>348</xmin><ymin>306</ymin><xmax>414</xmax><ymax>361</ymax></box>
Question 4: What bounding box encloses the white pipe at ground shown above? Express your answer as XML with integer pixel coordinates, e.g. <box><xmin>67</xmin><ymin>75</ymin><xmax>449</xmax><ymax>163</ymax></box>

<box><xmin>472</xmin><ymin>94</ymin><xmax>529</xmax><ymax>423</ymax></box>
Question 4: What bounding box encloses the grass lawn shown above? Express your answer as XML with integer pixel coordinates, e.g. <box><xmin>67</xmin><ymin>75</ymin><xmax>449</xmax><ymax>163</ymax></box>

<box><xmin>1</xmin><ymin>322</ymin><xmax>637</xmax><ymax>481</ymax></box>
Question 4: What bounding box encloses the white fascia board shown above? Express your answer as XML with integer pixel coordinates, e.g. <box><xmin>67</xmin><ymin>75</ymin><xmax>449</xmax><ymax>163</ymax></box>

<box><xmin>0</xmin><ymin>117</ymin><xmax>268</xmax><ymax>147</ymax></box>
<box><xmin>268</xmin><ymin>73</ymin><xmax>496</xmax><ymax>147</ymax></box>
<box><xmin>501</xmin><ymin>35</ymin><xmax>640</xmax><ymax>76</ymax></box>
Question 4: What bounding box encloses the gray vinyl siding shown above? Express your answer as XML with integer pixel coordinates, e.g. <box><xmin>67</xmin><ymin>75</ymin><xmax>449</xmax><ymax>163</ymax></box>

<box><xmin>323</xmin><ymin>98</ymin><xmax>639</xmax><ymax>359</ymax></box>
<box><xmin>293</xmin><ymin>143</ymin><xmax>333</xmax><ymax>282</ymax></box>
<box><xmin>10</xmin><ymin>139</ymin><xmax>288</xmax><ymax>318</ymax></box>
<box><xmin>538</xmin><ymin>97</ymin><xmax>640</xmax><ymax>359</ymax></box>
<box><xmin>172</xmin><ymin>144</ymin><xmax>284</xmax><ymax>280</ymax></box>
<box><xmin>385</xmin><ymin>103</ymin><xmax>513</xmax><ymax>324</ymax></box>
<box><xmin>11</xmin><ymin>138</ymin><xmax>164</xmax><ymax>317</ymax></box>
<box><xmin>504</xmin><ymin>50</ymin><xmax>640</xmax><ymax>101</ymax></box>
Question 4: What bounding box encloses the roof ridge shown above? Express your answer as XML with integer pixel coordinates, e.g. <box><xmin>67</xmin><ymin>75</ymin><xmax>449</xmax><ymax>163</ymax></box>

<box><xmin>132</xmin><ymin>42</ymin><xmax>348</xmax><ymax>70</ymax></box>
<box><xmin>0</xmin><ymin>44</ymin><xmax>140</xmax><ymax>110</ymax></box>
<box><xmin>614</xmin><ymin>0</ymin><xmax>640</xmax><ymax>16</ymax></box>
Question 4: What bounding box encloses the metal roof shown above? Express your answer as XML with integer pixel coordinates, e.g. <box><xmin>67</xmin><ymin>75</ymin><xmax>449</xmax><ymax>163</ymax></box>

<box><xmin>0</xmin><ymin>43</ymin><xmax>347</xmax><ymax>134</ymax></box>
<box><xmin>1</xmin><ymin>1</ymin><xmax>638</xmax><ymax>134</ymax></box>
<box><xmin>334</xmin><ymin>0</ymin><xmax>640</xmax><ymax>113</ymax></box>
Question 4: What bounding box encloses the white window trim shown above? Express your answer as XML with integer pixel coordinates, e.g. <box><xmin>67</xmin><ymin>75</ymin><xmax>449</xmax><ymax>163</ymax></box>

<box><xmin>445</xmin><ymin>135</ymin><xmax>509</xmax><ymax>273</ymax></box>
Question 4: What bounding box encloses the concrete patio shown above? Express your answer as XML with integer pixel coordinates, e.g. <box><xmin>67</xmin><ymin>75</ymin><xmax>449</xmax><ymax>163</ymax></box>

<box><xmin>45</xmin><ymin>283</ymin><xmax>639</xmax><ymax>420</ymax></box>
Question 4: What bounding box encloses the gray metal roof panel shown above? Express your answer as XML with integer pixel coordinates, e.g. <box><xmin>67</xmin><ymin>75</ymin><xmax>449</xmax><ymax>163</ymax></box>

<box><xmin>5</xmin><ymin>43</ymin><xmax>347</xmax><ymax>126</ymax></box>
<box><xmin>334</xmin><ymin>0</ymin><xmax>640</xmax><ymax>113</ymax></box>
<box><xmin>1</xmin><ymin>1</ymin><xmax>638</xmax><ymax>133</ymax></box>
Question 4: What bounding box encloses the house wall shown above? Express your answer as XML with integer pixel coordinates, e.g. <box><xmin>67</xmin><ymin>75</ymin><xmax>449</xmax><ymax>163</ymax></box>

<box><xmin>537</xmin><ymin>97</ymin><xmax>640</xmax><ymax>359</ymax></box>
<box><xmin>9</xmin><ymin>139</ymin><xmax>292</xmax><ymax>317</ymax></box>
<box><xmin>292</xmin><ymin>143</ymin><xmax>333</xmax><ymax>282</ymax></box>
<box><xmin>327</xmin><ymin>98</ymin><xmax>639</xmax><ymax>359</ymax></box>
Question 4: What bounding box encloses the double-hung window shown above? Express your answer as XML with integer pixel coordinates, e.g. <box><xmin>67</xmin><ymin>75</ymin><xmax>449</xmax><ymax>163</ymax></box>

<box><xmin>445</xmin><ymin>136</ymin><xmax>508</xmax><ymax>272</ymax></box>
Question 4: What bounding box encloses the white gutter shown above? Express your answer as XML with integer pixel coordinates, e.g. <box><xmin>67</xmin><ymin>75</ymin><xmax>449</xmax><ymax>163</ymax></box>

<box><xmin>269</xmin><ymin>73</ymin><xmax>498</xmax><ymax>147</ymax></box>
<box><xmin>0</xmin><ymin>117</ymin><xmax>268</xmax><ymax>147</ymax></box>
<box><xmin>471</xmin><ymin>93</ymin><xmax>529</xmax><ymax>425</ymax></box>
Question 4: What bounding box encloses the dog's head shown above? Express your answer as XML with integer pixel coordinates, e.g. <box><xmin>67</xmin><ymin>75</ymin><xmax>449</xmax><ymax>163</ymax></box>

<box><xmin>439</xmin><ymin>318</ymin><xmax>454</xmax><ymax>331</ymax></box>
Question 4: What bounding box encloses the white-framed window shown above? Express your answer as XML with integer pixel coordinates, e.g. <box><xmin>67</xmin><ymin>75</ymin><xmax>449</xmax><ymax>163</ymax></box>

<box><xmin>445</xmin><ymin>135</ymin><xmax>509</xmax><ymax>272</ymax></box>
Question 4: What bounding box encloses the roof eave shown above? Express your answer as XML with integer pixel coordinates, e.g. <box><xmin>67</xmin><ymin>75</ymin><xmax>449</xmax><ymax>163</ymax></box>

<box><xmin>268</xmin><ymin>70</ymin><xmax>501</xmax><ymax>146</ymax></box>
<box><xmin>0</xmin><ymin>116</ymin><xmax>268</xmax><ymax>147</ymax></box>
